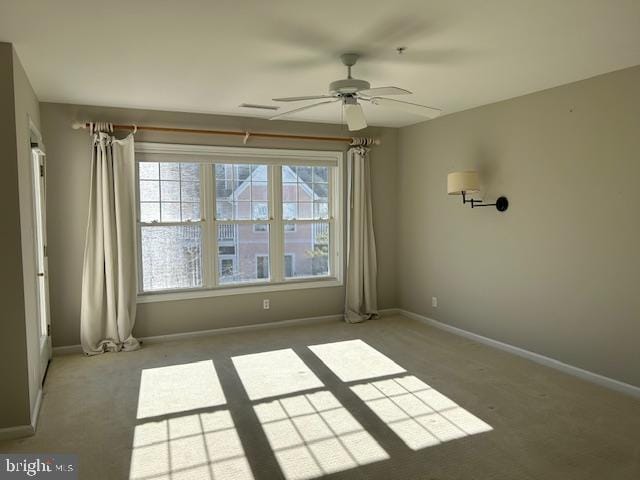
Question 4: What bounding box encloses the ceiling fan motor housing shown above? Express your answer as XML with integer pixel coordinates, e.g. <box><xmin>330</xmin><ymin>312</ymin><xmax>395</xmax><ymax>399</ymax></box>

<box><xmin>329</xmin><ymin>78</ymin><xmax>370</xmax><ymax>95</ymax></box>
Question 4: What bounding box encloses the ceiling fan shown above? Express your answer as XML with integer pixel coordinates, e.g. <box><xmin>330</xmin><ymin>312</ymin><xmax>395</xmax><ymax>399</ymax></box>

<box><xmin>270</xmin><ymin>53</ymin><xmax>442</xmax><ymax>131</ymax></box>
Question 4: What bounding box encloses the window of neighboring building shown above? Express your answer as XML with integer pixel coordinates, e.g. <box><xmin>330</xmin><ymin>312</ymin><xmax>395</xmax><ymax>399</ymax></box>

<box><xmin>220</xmin><ymin>258</ymin><xmax>234</xmax><ymax>278</ymax></box>
<box><xmin>136</xmin><ymin>143</ymin><xmax>342</xmax><ymax>298</ymax></box>
<box><xmin>256</xmin><ymin>255</ymin><xmax>269</xmax><ymax>279</ymax></box>
<box><xmin>284</xmin><ymin>254</ymin><xmax>294</xmax><ymax>278</ymax></box>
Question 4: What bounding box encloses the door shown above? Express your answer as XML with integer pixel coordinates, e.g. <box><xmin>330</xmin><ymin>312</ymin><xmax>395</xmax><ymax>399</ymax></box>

<box><xmin>31</xmin><ymin>146</ymin><xmax>52</xmax><ymax>381</ymax></box>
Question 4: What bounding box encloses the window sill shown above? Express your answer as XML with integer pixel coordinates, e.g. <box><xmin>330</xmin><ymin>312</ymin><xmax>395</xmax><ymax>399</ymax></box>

<box><xmin>137</xmin><ymin>278</ymin><xmax>343</xmax><ymax>304</ymax></box>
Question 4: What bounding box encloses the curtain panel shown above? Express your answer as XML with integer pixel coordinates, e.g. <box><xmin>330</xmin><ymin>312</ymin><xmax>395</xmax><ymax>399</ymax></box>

<box><xmin>80</xmin><ymin>125</ymin><xmax>139</xmax><ymax>354</ymax></box>
<box><xmin>344</xmin><ymin>146</ymin><xmax>379</xmax><ymax>323</ymax></box>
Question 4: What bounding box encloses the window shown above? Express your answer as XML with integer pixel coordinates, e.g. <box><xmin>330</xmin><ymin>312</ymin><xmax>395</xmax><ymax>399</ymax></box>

<box><xmin>220</xmin><ymin>258</ymin><xmax>234</xmax><ymax>278</ymax></box>
<box><xmin>284</xmin><ymin>254</ymin><xmax>294</xmax><ymax>278</ymax></box>
<box><xmin>138</xmin><ymin>162</ymin><xmax>202</xmax><ymax>291</ymax></box>
<box><xmin>256</xmin><ymin>255</ymin><xmax>269</xmax><ymax>279</ymax></box>
<box><xmin>136</xmin><ymin>144</ymin><xmax>342</xmax><ymax>298</ymax></box>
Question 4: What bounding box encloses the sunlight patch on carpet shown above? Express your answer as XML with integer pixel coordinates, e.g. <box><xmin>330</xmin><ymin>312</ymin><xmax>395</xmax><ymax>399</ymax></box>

<box><xmin>308</xmin><ymin>340</ymin><xmax>406</xmax><ymax>382</ymax></box>
<box><xmin>254</xmin><ymin>390</ymin><xmax>388</xmax><ymax>480</ymax></box>
<box><xmin>232</xmin><ymin>348</ymin><xmax>324</xmax><ymax>401</ymax></box>
<box><xmin>136</xmin><ymin>360</ymin><xmax>226</xmax><ymax>419</ymax></box>
<box><xmin>130</xmin><ymin>410</ymin><xmax>254</xmax><ymax>480</ymax></box>
<box><xmin>351</xmin><ymin>375</ymin><xmax>492</xmax><ymax>450</ymax></box>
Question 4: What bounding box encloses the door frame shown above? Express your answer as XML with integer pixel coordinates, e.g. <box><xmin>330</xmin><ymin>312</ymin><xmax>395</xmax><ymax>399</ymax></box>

<box><xmin>29</xmin><ymin>121</ymin><xmax>52</xmax><ymax>383</ymax></box>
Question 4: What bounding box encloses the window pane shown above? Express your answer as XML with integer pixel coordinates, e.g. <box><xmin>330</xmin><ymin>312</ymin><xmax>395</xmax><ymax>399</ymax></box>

<box><xmin>139</xmin><ymin>162</ymin><xmax>201</xmax><ymax>226</ymax></box>
<box><xmin>314</xmin><ymin>183</ymin><xmax>329</xmax><ymax>201</ymax></box>
<box><xmin>314</xmin><ymin>202</ymin><xmax>329</xmax><ymax>219</ymax></box>
<box><xmin>232</xmin><ymin>180</ymin><xmax>245</xmax><ymax>201</ymax></box>
<box><xmin>140</xmin><ymin>202</ymin><xmax>160</xmax><ymax>223</ymax></box>
<box><xmin>216</xmin><ymin>201</ymin><xmax>233</xmax><ymax>221</ymax></box>
<box><xmin>139</xmin><ymin>162</ymin><xmax>159</xmax><ymax>180</ymax></box>
<box><xmin>218</xmin><ymin>224</ymin><xmax>269</xmax><ymax>284</ymax></box>
<box><xmin>180</xmin><ymin>163</ymin><xmax>200</xmax><ymax>182</ymax></box>
<box><xmin>284</xmin><ymin>222</ymin><xmax>329</xmax><ymax>278</ymax></box>
<box><xmin>141</xmin><ymin>225</ymin><xmax>202</xmax><ymax>291</ymax></box>
<box><xmin>282</xmin><ymin>182</ymin><xmax>297</xmax><ymax>202</ymax></box>
<box><xmin>181</xmin><ymin>202</ymin><xmax>200</xmax><ymax>222</ymax></box>
<box><xmin>313</xmin><ymin>166</ymin><xmax>328</xmax><ymax>183</ymax></box>
<box><xmin>297</xmin><ymin>166</ymin><xmax>312</xmax><ymax>182</ymax></box>
<box><xmin>139</xmin><ymin>180</ymin><xmax>159</xmax><ymax>202</ymax></box>
<box><xmin>216</xmin><ymin>164</ymin><xmax>269</xmax><ymax>221</ymax></box>
<box><xmin>161</xmin><ymin>202</ymin><xmax>180</xmax><ymax>222</ymax></box>
<box><xmin>298</xmin><ymin>202</ymin><xmax>313</xmax><ymax>219</ymax></box>
<box><xmin>235</xmin><ymin>201</ymin><xmax>252</xmax><ymax>220</ymax></box>
<box><xmin>236</xmin><ymin>164</ymin><xmax>252</xmax><ymax>180</ymax></box>
<box><xmin>161</xmin><ymin>180</ymin><xmax>180</xmax><ymax>202</ymax></box>
<box><xmin>160</xmin><ymin>163</ymin><xmax>180</xmax><ymax>180</ymax></box>
<box><xmin>282</xmin><ymin>164</ymin><xmax>332</xmax><ymax>221</ymax></box>
<box><xmin>182</xmin><ymin>181</ymin><xmax>200</xmax><ymax>202</ymax></box>
<box><xmin>283</xmin><ymin>203</ymin><xmax>297</xmax><ymax>220</ymax></box>
<box><xmin>216</xmin><ymin>179</ymin><xmax>230</xmax><ymax>197</ymax></box>
<box><xmin>252</xmin><ymin>202</ymin><xmax>269</xmax><ymax>220</ymax></box>
<box><xmin>251</xmin><ymin>182</ymin><xmax>268</xmax><ymax>202</ymax></box>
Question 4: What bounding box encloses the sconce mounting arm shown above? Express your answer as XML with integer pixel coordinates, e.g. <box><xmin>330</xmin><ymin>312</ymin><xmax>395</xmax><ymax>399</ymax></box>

<box><xmin>462</xmin><ymin>191</ymin><xmax>509</xmax><ymax>212</ymax></box>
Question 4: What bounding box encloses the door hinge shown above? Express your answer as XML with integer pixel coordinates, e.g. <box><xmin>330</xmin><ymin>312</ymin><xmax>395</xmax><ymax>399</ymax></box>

<box><xmin>43</xmin><ymin>245</ymin><xmax>47</xmax><ymax>257</ymax></box>
<box><xmin>39</xmin><ymin>164</ymin><xmax>44</xmax><ymax>177</ymax></box>
<box><xmin>47</xmin><ymin>324</ymin><xmax>51</xmax><ymax>337</ymax></box>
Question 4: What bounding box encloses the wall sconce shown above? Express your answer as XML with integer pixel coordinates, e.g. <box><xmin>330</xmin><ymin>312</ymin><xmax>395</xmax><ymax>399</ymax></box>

<box><xmin>447</xmin><ymin>171</ymin><xmax>509</xmax><ymax>212</ymax></box>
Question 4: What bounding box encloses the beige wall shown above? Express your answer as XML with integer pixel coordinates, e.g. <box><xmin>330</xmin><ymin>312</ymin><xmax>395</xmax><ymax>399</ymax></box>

<box><xmin>13</xmin><ymin>46</ymin><xmax>43</xmax><ymax>422</ymax></box>
<box><xmin>397</xmin><ymin>65</ymin><xmax>640</xmax><ymax>387</ymax></box>
<box><xmin>40</xmin><ymin>103</ymin><xmax>398</xmax><ymax>347</ymax></box>
<box><xmin>0</xmin><ymin>43</ymin><xmax>41</xmax><ymax>429</ymax></box>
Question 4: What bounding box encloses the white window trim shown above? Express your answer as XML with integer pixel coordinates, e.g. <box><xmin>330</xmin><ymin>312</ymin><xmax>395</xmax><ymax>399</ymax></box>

<box><xmin>135</xmin><ymin>143</ymin><xmax>343</xmax><ymax>303</ymax></box>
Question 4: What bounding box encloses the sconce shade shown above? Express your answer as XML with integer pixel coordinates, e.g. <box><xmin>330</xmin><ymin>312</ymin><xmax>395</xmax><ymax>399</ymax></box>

<box><xmin>447</xmin><ymin>171</ymin><xmax>480</xmax><ymax>195</ymax></box>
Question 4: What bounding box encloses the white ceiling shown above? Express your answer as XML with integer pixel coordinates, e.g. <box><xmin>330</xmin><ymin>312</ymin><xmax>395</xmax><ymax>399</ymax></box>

<box><xmin>1</xmin><ymin>0</ymin><xmax>639</xmax><ymax>128</ymax></box>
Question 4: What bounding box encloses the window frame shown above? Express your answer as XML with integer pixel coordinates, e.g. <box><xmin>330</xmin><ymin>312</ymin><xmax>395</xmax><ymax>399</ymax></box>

<box><xmin>135</xmin><ymin>143</ymin><xmax>343</xmax><ymax>303</ymax></box>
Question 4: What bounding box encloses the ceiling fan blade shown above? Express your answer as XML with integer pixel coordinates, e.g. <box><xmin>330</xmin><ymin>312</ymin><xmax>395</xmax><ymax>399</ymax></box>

<box><xmin>272</xmin><ymin>95</ymin><xmax>335</xmax><ymax>102</ymax></box>
<box><xmin>358</xmin><ymin>86</ymin><xmax>412</xmax><ymax>96</ymax></box>
<box><xmin>371</xmin><ymin>97</ymin><xmax>442</xmax><ymax>118</ymax></box>
<box><xmin>344</xmin><ymin>103</ymin><xmax>367</xmax><ymax>131</ymax></box>
<box><xmin>270</xmin><ymin>100</ymin><xmax>339</xmax><ymax>120</ymax></box>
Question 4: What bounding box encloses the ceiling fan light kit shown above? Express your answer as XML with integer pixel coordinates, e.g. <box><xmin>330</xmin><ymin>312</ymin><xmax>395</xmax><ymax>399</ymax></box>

<box><xmin>270</xmin><ymin>53</ymin><xmax>442</xmax><ymax>131</ymax></box>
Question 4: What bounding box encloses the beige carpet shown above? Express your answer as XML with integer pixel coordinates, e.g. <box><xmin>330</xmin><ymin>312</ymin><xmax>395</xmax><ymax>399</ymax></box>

<box><xmin>1</xmin><ymin>315</ymin><xmax>638</xmax><ymax>480</ymax></box>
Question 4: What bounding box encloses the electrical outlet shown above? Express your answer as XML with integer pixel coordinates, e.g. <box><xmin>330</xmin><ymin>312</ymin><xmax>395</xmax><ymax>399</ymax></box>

<box><xmin>263</xmin><ymin>299</ymin><xmax>270</xmax><ymax>310</ymax></box>
<box><xmin>432</xmin><ymin>297</ymin><xmax>438</xmax><ymax>308</ymax></box>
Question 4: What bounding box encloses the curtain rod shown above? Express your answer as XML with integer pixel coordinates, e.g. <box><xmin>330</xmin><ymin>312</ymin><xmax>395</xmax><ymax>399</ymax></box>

<box><xmin>71</xmin><ymin>122</ymin><xmax>380</xmax><ymax>145</ymax></box>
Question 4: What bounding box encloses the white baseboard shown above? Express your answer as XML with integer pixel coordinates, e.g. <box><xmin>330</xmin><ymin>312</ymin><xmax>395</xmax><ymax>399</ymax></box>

<box><xmin>0</xmin><ymin>424</ymin><xmax>34</xmax><ymax>441</ymax></box>
<box><xmin>31</xmin><ymin>387</ymin><xmax>43</xmax><ymax>431</ymax></box>
<box><xmin>397</xmin><ymin>309</ymin><xmax>640</xmax><ymax>399</ymax></box>
<box><xmin>53</xmin><ymin>313</ymin><xmax>344</xmax><ymax>356</ymax></box>
<box><xmin>140</xmin><ymin>313</ymin><xmax>342</xmax><ymax>345</ymax></box>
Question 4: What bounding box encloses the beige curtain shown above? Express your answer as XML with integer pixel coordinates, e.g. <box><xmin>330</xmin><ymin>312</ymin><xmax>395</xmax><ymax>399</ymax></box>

<box><xmin>80</xmin><ymin>123</ymin><xmax>139</xmax><ymax>354</ymax></box>
<box><xmin>345</xmin><ymin>146</ymin><xmax>379</xmax><ymax>323</ymax></box>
